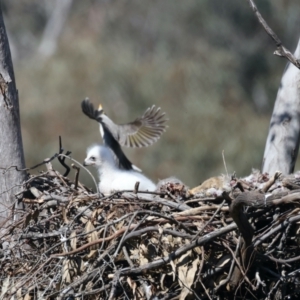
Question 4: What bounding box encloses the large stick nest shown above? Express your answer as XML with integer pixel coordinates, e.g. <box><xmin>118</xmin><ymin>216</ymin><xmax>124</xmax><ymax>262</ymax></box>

<box><xmin>1</xmin><ymin>154</ymin><xmax>300</xmax><ymax>300</ymax></box>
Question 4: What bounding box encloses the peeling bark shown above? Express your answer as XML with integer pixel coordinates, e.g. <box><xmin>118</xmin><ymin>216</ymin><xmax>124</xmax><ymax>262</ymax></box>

<box><xmin>262</xmin><ymin>38</ymin><xmax>300</xmax><ymax>175</ymax></box>
<box><xmin>0</xmin><ymin>4</ymin><xmax>26</xmax><ymax>223</ymax></box>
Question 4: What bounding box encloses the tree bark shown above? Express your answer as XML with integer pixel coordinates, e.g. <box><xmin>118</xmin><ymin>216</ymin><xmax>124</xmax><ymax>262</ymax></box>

<box><xmin>37</xmin><ymin>0</ymin><xmax>73</xmax><ymax>59</ymax></box>
<box><xmin>0</xmin><ymin>4</ymin><xmax>26</xmax><ymax>223</ymax></box>
<box><xmin>262</xmin><ymin>37</ymin><xmax>300</xmax><ymax>175</ymax></box>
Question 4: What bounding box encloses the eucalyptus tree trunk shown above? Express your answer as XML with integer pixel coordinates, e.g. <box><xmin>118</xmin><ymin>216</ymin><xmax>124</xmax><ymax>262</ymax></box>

<box><xmin>262</xmin><ymin>38</ymin><xmax>300</xmax><ymax>175</ymax></box>
<box><xmin>0</xmin><ymin>4</ymin><xmax>26</xmax><ymax>224</ymax></box>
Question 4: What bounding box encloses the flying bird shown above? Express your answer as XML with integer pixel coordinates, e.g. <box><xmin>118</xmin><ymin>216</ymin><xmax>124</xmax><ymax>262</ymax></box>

<box><xmin>81</xmin><ymin>98</ymin><xmax>168</xmax><ymax>171</ymax></box>
<box><xmin>83</xmin><ymin>144</ymin><xmax>156</xmax><ymax>195</ymax></box>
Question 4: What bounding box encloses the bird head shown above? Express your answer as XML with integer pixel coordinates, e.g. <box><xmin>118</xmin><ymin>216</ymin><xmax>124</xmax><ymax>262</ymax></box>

<box><xmin>83</xmin><ymin>144</ymin><xmax>101</xmax><ymax>166</ymax></box>
<box><xmin>83</xmin><ymin>144</ymin><xmax>115</xmax><ymax>167</ymax></box>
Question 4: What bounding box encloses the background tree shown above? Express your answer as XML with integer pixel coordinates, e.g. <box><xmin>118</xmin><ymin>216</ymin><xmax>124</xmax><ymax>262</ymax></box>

<box><xmin>262</xmin><ymin>39</ymin><xmax>300</xmax><ymax>175</ymax></box>
<box><xmin>0</xmin><ymin>3</ymin><xmax>26</xmax><ymax>223</ymax></box>
<box><xmin>244</xmin><ymin>0</ymin><xmax>300</xmax><ymax>175</ymax></box>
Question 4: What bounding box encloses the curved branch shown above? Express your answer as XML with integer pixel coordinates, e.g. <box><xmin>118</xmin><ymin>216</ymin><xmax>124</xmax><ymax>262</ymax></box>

<box><xmin>247</xmin><ymin>0</ymin><xmax>300</xmax><ymax>69</ymax></box>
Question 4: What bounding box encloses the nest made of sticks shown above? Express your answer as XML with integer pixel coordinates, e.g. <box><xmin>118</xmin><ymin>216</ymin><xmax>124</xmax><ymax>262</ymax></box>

<box><xmin>1</xmin><ymin>153</ymin><xmax>300</xmax><ymax>300</ymax></box>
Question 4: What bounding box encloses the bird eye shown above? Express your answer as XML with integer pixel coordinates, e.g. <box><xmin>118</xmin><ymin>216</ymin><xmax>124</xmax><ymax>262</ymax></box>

<box><xmin>90</xmin><ymin>156</ymin><xmax>96</xmax><ymax>161</ymax></box>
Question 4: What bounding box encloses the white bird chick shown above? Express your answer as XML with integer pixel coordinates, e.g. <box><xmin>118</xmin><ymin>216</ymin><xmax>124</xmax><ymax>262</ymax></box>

<box><xmin>83</xmin><ymin>145</ymin><xmax>156</xmax><ymax>195</ymax></box>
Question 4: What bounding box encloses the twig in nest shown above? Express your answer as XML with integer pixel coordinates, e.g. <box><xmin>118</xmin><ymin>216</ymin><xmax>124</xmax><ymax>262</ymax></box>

<box><xmin>134</xmin><ymin>181</ymin><xmax>140</xmax><ymax>194</ymax></box>
<box><xmin>122</xmin><ymin>246</ymin><xmax>152</xmax><ymax>299</ymax></box>
<box><xmin>214</xmin><ymin>237</ymin><xmax>242</xmax><ymax>291</ymax></box>
<box><xmin>253</xmin><ymin>214</ymin><xmax>300</xmax><ymax>247</ymax></box>
<box><xmin>223</xmin><ymin>242</ymin><xmax>256</xmax><ymax>291</ymax></box>
<box><xmin>191</xmin><ymin>200</ymin><xmax>226</xmax><ymax>241</ymax></box>
<box><xmin>261</xmin><ymin>171</ymin><xmax>281</xmax><ymax>193</ymax></box>
<box><xmin>58</xmin><ymin>136</ymin><xmax>72</xmax><ymax>177</ymax></box>
<box><xmin>108</xmin><ymin>271</ymin><xmax>121</xmax><ymax>300</ymax></box>
<box><xmin>222</xmin><ymin>150</ymin><xmax>229</xmax><ymax>178</ymax></box>
<box><xmin>113</xmin><ymin>212</ymin><xmax>138</xmax><ymax>257</ymax></box>
<box><xmin>118</xmin><ymin>223</ymin><xmax>237</xmax><ymax>277</ymax></box>
<box><xmin>71</xmin><ymin>164</ymin><xmax>80</xmax><ymax>190</ymax></box>
<box><xmin>246</xmin><ymin>0</ymin><xmax>300</xmax><ymax>69</ymax></box>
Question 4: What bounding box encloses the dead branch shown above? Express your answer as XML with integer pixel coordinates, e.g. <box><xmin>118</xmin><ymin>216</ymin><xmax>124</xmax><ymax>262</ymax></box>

<box><xmin>246</xmin><ymin>0</ymin><xmax>300</xmax><ymax>69</ymax></box>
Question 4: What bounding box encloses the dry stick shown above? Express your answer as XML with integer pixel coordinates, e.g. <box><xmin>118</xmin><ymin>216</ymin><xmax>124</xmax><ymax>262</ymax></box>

<box><xmin>222</xmin><ymin>150</ymin><xmax>229</xmax><ymax>178</ymax></box>
<box><xmin>173</xmin><ymin>204</ymin><xmax>229</xmax><ymax>216</ymax></box>
<box><xmin>51</xmin><ymin>244</ymin><xmax>117</xmax><ymax>298</ymax></box>
<box><xmin>53</xmin><ymin>223</ymin><xmax>236</xmax><ymax>275</ymax></box>
<box><xmin>171</xmin><ymin>261</ymin><xmax>204</xmax><ymax>299</ymax></box>
<box><xmin>51</xmin><ymin>226</ymin><xmax>133</xmax><ymax>257</ymax></box>
<box><xmin>139</xmin><ymin>209</ymin><xmax>196</xmax><ymax>234</ymax></box>
<box><xmin>46</xmin><ymin>210</ymin><xmax>194</xmax><ymax>256</ymax></box>
<box><xmin>282</xmin><ymin>178</ymin><xmax>300</xmax><ymax>190</ymax></box>
<box><xmin>52</xmin><ymin>225</ymin><xmax>191</xmax><ymax>258</ymax></box>
<box><xmin>199</xmin><ymin>278</ymin><xmax>213</xmax><ymax>300</ymax></box>
<box><xmin>265</xmin><ymin>232</ymin><xmax>282</xmax><ymax>254</ymax></box>
<box><xmin>214</xmin><ymin>237</ymin><xmax>242</xmax><ymax>292</ymax></box>
<box><xmin>7</xmin><ymin>257</ymin><xmax>54</xmax><ymax>298</ymax></box>
<box><xmin>121</xmin><ymin>193</ymin><xmax>192</xmax><ymax>211</ymax></box>
<box><xmin>113</xmin><ymin>212</ymin><xmax>139</xmax><ymax>257</ymax></box>
<box><xmin>229</xmin><ymin>189</ymin><xmax>300</xmax><ymax>287</ymax></box>
<box><xmin>254</xmin><ymin>214</ymin><xmax>300</xmax><ymax>247</ymax></box>
<box><xmin>246</xmin><ymin>0</ymin><xmax>300</xmax><ymax>69</ymax></box>
<box><xmin>119</xmin><ymin>223</ymin><xmax>237</xmax><ymax>277</ymax></box>
<box><xmin>191</xmin><ymin>200</ymin><xmax>226</xmax><ymax>241</ymax></box>
<box><xmin>119</xmin><ymin>215</ymin><xmax>152</xmax><ymax>247</ymax></box>
<box><xmin>257</xmin><ymin>253</ymin><xmax>291</xmax><ymax>267</ymax></box>
<box><xmin>261</xmin><ymin>171</ymin><xmax>281</xmax><ymax>193</ymax></box>
<box><xmin>123</xmin><ymin>234</ymin><xmax>205</xmax><ymax>300</ymax></box>
<box><xmin>51</xmin><ymin>214</ymin><xmax>209</xmax><ymax>250</ymax></box>
<box><xmin>124</xmin><ymin>226</ymin><xmax>193</xmax><ymax>241</ymax></box>
<box><xmin>267</xmin><ymin>277</ymin><xmax>282</xmax><ymax>300</ymax></box>
<box><xmin>74</xmin><ymin>285</ymin><xmax>111</xmax><ymax>298</ymax></box>
<box><xmin>108</xmin><ymin>270</ymin><xmax>121</xmax><ymax>300</ymax></box>
<box><xmin>122</xmin><ymin>246</ymin><xmax>152</xmax><ymax>299</ymax></box>
<box><xmin>71</xmin><ymin>164</ymin><xmax>80</xmax><ymax>190</ymax></box>
<box><xmin>57</xmin><ymin>136</ymin><xmax>72</xmax><ymax>177</ymax></box>
<box><xmin>195</xmin><ymin>246</ymin><xmax>205</xmax><ymax>284</ymax></box>
<box><xmin>67</xmin><ymin>195</ymin><xmax>111</xmax><ymax>227</ymax></box>
<box><xmin>99</xmin><ymin>224</ymin><xmax>109</xmax><ymax>253</ymax></box>
<box><xmin>223</xmin><ymin>242</ymin><xmax>256</xmax><ymax>291</ymax></box>
<box><xmin>134</xmin><ymin>181</ymin><xmax>140</xmax><ymax>194</ymax></box>
<box><xmin>185</xmin><ymin>197</ymin><xmax>217</xmax><ymax>204</ymax></box>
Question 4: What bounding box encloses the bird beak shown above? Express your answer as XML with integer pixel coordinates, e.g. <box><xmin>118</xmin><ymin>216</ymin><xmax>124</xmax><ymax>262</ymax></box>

<box><xmin>98</xmin><ymin>104</ymin><xmax>103</xmax><ymax>112</ymax></box>
<box><xmin>83</xmin><ymin>161</ymin><xmax>87</xmax><ymax>166</ymax></box>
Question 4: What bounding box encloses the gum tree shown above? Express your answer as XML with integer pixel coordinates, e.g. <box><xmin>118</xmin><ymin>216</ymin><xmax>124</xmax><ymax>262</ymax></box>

<box><xmin>0</xmin><ymin>4</ymin><xmax>26</xmax><ymax>223</ymax></box>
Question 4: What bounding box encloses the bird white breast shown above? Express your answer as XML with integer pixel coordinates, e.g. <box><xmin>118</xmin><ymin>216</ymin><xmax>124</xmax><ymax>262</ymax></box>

<box><xmin>98</xmin><ymin>168</ymin><xmax>156</xmax><ymax>195</ymax></box>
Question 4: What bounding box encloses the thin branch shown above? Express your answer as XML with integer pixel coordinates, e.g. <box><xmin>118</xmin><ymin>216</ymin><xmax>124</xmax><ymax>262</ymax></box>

<box><xmin>246</xmin><ymin>0</ymin><xmax>300</xmax><ymax>68</ymax></box>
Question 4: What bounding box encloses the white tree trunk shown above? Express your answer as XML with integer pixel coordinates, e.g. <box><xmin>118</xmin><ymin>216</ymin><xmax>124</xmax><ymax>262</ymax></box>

<box><xmin>0</xmin><ymin>5</ymin><xmax>26</xmax><ymax>224</ymax></box>
<box><xmin>37</xmin><ymin>0</ymin><xmax>73</xmax><ymax>59</ymax></box>
<box><xmin>262</xmin><ymin>37</ymin><xmax>300</xmax><ymax>175</ymax></box>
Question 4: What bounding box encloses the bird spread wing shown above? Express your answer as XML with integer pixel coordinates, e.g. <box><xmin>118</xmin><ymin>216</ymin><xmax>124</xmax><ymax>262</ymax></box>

<box><xmin>82</xmin><ymin>98</ymin><xmax>168</xmax><ymax>148</ymax></box>
<box><xmin>81</xmin><ymin>98</ymin><xmax>103</xmax><ymax>121</ymax></box>
<box><xmin>81</xmin><ymin>98</ymin><xmax>167</xmax><ymax>169</ymax></box>
<box><xmin>81</xmin><ymin>98</ymin><xmax>134</xmax><ymax>170</ymax></box>
<box><xmin>112</xmin><ymin>105</ymin><xmax>168</xmax><ymax>148</ymax></box>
